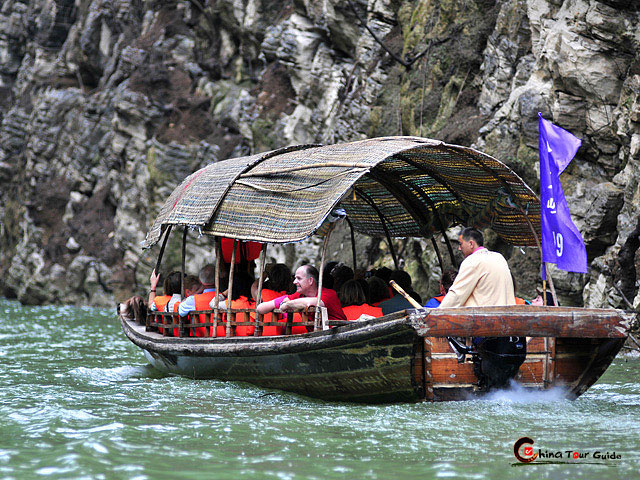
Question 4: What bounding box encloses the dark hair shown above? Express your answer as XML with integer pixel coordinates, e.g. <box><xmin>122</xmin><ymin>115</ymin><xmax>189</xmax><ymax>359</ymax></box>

<box><xmin>332</xmin><ymin>264</ymin><xmax>354</xmax><ymax>292</ymax></box>
<box><xmin>264</xmin><ymin>263</ymin><xmax>293</xmax><ymax>292</ymax></box>
<box><xmin>301</xmin><ymin>264</ymin><xmax>319</xmax><ymax>285</ymax></box>
<box><xmin>184</xmin><ymin>274</ymin><xmax>202</xmax><ymax>294</ymax></box>
<box><xmin>163</xmin><ymin>271</ymin><xmax>182</xmax><ymax>296</ymax></box>
<box><xmin>374</xmin><ymin>266</ymin><xmax>392</xmax><ymax>283</ymax></box>
<box><xmin>339</xmin><ymin>280</ymin><xmax>367</xmax><ymax>307</ymax></box>
<box><xmin>460</xmin><ymin>227</ymin><xmax>484</xmax><ymax>246</ymax></box>
<box><xmin>409</xmin><ymin>290</ymin><xmax>422</xmax><ymax>305</ymax></box>
<box><xmin>322</xmin><ymin>261</ymin><xmax>338</xmax><ymax>289</ymax></box>
<box><xmin>199</xmin><ymin>264</ymin><xmax>217</xmax><ymax>285</ymax></box>
<box><xmin>356</xmin><ymin>278</ymin><xmax>370</xmax><ymax>300</ymax></box>
<box><xmin>228</xmin><ymin>272</ymin><xmax>254</xmax><ymax>300</ymax></box>
<box><xmin>441</xmin><ymin>269</ymin><xmax>458</xmax><ymax>292</ymax></box>
<box><xmin>368</xmin><ymin>276</ymin><xmax>390</xmax><ymax>304</ymax></box>
<box><xmin>390</xmin><ymin>269</ymin><xmax>412</xmax><ymax>292</ymax></box>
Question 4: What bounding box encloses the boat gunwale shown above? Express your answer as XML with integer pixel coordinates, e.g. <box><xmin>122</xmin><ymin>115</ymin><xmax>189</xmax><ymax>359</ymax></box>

<box><xmin>120</xmin><ymin>305</ymin><xmax>630</xmax><ymax>357</ymax></box>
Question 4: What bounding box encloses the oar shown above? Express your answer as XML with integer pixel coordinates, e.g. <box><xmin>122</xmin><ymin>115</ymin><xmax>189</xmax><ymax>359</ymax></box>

<box><xmin>389</xmin><ymin>280</ymin><xmax>422</xmax><ymax>308</ymax></box>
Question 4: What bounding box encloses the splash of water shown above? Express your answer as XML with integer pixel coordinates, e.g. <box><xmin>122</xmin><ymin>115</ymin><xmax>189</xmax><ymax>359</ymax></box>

<box><xmin>482</xmin><ymin>380</ymin><xmax>570</xmax><ymax>403</ymax></box>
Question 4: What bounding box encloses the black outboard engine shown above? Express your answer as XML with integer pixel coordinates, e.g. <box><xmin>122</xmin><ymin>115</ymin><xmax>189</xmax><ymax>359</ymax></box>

<box><xmin>472</xmin><ymin>337</ymin><xmax>527</xmax><ymax>391</ymax></box>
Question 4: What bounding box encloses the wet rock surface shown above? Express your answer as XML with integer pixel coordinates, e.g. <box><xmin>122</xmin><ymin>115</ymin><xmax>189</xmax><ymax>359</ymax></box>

<box><xmin>0</xmin><ymin>0</ymin><xmax>638</xmax><ymax>312</ymax></box>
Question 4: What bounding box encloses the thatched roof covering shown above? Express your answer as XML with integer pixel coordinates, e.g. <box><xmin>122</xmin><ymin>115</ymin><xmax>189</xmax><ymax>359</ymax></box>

<box><xmin>143</xmin><ymin>137</ymin><xmax>541</xmax><ymax>248</ymax></box>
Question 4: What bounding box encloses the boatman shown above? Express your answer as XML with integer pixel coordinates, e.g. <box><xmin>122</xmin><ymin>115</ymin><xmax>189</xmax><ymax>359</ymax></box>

<box><xmin>256</xmin><ymin>264</ymin><xmax>346</xmax><ymax>323</ymax></box>
<box><xmin>439</xmin><ymin>227</ymin><xmax>515</xmax><ymax>308</ymax></box>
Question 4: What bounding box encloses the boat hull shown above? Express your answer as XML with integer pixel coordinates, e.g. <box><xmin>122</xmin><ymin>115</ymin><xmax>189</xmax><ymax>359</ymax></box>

<box><xmin>120</xmin><ymin>306</ymin><xmax>631</xmax><ymax>403</ymax></box>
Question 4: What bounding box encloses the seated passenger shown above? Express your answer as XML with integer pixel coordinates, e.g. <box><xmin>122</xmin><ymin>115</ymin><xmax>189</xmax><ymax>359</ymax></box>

<box><xmin>339</xmin><ymin>280</ymin><xmax>383</xmax><ymax>320</ymax></box>
<box><xmin>211</xmin><ymin>272</ymin><xmax>256</xmax><ymax>336</ymax></box>
<box><xmin>374</xmin><ymin>267</ymin><xmax>393</xmax><ymax>298</ymax></box>
<box><xmin>425</xmin><ymin>269</ymin><xmax>457</xmax><ymax>308</ymax></box>
<box><xmin>148</xmin><ymin>270</ymin><xmax>181</xmax><ymax>334</ymax></box>
<box><xmin>178</xmin><ymin>264</ymin><xmax>219</xmax><ymax>337</ymax></box>
<box><xmin>367</xmin><ymin>276</ymin><xmax>390</xmax><ymax>306</ymax></box>
<box><xmin>331</xmin><ymin>264</ymin><xmax>354</xmax><ymax>293</ymax></box>
<box><xmin>257</xmin><ymin>264</ymin><xmax>346</xmax><ymax>334</ymax></box>
<box><xmin>252</xmin><ymin>263</ymin><xmax>293</xmax><ymax>336</ymax></box>
<box><xmin>378</xmin><ymin>270</ymin><xmax>416</xmax><ymax>315</ymax></box>
<box><xmin>149</xmin><ymin>270</ymin><xmax>182</xmax><ymax>312</ymax></box>
<box><xmin>170</xmin><ymin>275</ymin><xmax>202</xmax><ymax>336</ymax></box>
<box><xmin>531</xmin><ymin>287</ymin><xmax>557</xmax><ymax>306</ymax></box>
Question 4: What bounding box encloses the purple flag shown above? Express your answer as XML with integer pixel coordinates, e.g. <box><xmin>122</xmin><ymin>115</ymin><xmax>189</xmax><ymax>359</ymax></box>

<box><xmin>538</xmin><ymin>113</ymin><xmax>588</xmax><ymax>277</ymax></box>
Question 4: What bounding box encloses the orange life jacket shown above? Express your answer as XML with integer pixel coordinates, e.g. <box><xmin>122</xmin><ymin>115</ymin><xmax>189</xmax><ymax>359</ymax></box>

<box><xmin>260</xmin><ymin>289</ymin><xmax>287</xmax><ymax>336</ymax></box>
<box><xmin>194</xmin><ymin>291</ymin><xmax>218</xmax><ymax>337</ymax></box>
<box><xmin>153</xmin><ymin>295</ymin><xmax>171</xmax><ymax>333</ymax></box>
<box><xmin>343</xmin><ymin>304</ymin><xmax>383</xmax><ymax>320</ymax></box>
<box><xmin>221</xmin><ymin>296</ymin><xmax>256</xmax><ymax>337</ymax></box>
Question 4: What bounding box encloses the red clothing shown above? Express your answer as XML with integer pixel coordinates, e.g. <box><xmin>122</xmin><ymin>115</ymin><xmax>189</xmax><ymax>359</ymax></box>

<box><xmin>194</xmin><ymin>291</ymin><xmax>218</xmax><ymax>337</ymax></box>
<box><xmin>221</xmin><ymin>238</ymin><xmax>262</xmax><ymax>263</ymax></box>
<box><xmin>343</xmin><ymin>304</ymin><xmax>383</xmax><ymax>320</ymax></box>
<box><xmin>515</xmin><ymin>296</ymin><xmax>526</xmax><ymax>305</ymax></box>
<box><xmin>171</xmin><ymin>301</ymin><xmax>180</xmax><ymax>337</ymax></box>
<box><xmin>280</xmin><ymin>289</ymin><xmax>346</xmax><ymax>335</ymax></box>
<box><xmin>260</xmin><ymin>289</ymin><xmax>287</xmax><ymax>336</ymax></box>
<box><xmin>217</xmin><ymin>296</ymin><xmax>256</xmax><ymax>337</ymax></box>
<box><xmin>287</xmin><ymin>289</ymin><xmax>346</xmax><ymax>320</ymax></box>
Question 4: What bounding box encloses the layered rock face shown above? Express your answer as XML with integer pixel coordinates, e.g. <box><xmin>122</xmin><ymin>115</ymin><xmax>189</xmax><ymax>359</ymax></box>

<box><xmin>0</xmin><ymin>0</ymin><xmax>638</xmax><ymax>309</ymax></box>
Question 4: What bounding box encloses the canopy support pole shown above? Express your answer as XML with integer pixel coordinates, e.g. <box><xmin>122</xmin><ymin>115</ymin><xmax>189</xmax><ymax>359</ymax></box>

<box><xmin>214</xmin><ymin>237</ymin><xmax>222</xmax><ymax>333</ymax></box>
<box><xmin>254</xmin><ymin>243</ymin><xmax>267</xmax><ymax>336</ymax></box>
<box><xmin>431</xmin><ymin>237</ymin><xmax>445</xmax><ymax>273</ymax></box>
<box><xmin>345</xmin><ymin>217</ymin><xmax>357</xmax><ymax>270</ymax></box>
<box><xmin>226</xmin><ymin>239</ymin><xmax>237</xmax><ymax>337</ymax></box>
<box><xmin>154</xmin><ymin>226</ymin><xmax>172</xmax><ymax>277</ymax></box>
<box><xmin>181</xmin><ymin>227</ymin><xmax>187</xmax><ymax>298</ymax></box>
<box><xmin>442</xmin><ymin>233</ymin><xmax>457</xmax><ymax>269</ymax></box>
<box><xmin>315</xmin><ymin>224</ymin><xmax>334</xmax><ymax>331</ymax></box>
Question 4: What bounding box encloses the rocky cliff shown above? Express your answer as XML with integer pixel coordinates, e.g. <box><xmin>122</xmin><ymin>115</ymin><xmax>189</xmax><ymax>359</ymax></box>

<box><xmin>0</xmin><ymin>0</ymin><xmax>638</xmax><ymax>310</ymax></box>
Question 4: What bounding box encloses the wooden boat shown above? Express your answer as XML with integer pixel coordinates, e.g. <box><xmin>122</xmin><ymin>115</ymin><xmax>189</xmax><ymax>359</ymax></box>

<box><xmin>119</xmin><ymin>136</ymin><xmax>632</xmax><ymax>403</ymax></box>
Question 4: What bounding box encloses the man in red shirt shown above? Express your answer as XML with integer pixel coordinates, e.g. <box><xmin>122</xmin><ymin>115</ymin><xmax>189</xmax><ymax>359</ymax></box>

<box><xmin>256</xmin><ymin>264</ymin><xmax>346</xmax><ymax>321</ymax></box>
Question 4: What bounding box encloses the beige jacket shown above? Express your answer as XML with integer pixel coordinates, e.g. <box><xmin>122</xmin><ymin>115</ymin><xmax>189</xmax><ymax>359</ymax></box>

<box><xmin>439</xmin><ymin>248</ymin><xmax>515</xmax><ymax>308</ymax></box>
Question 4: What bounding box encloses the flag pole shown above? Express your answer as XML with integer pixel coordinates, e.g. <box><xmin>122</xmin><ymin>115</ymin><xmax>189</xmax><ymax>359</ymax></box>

<box><xmin>542</xmin><ymin>267</ymin><xmax>558</xmax><ymax>306</ymax></box>
<box><xmin>520</xmin><ymin>208</ymin><xmax>558</xmax><ymax>306</ymax></box>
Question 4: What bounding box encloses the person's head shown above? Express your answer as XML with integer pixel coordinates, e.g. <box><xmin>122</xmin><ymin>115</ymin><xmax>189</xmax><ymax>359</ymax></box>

<box><xmin>532</xmin><ymin>287</ymin><xmax>557</xmax><ymax>306</ymax></box>
<box><xmin>264</xmin><ymin>263</ymin><xmax>293</xmax><ymax>293</ymax></box>
<box><xmin>293</xmin><ymin>264</ymin><xmax>318</xmax><ymax>296</ymax></box>
<box><xmin>368</xmin><ymin>276</ymin><xmax>390</xmax><ymax>304</ymax></box>
<box><xmin>458</xmin><ymin>227</ymin><xmax>484</xmax><ymax>257</ymax></box>
<box><xmin>339</xmin><ymin>280</ymin><xmax>368</xmax><ymax>307</ymax></box>
<box><xmin>184</xmin><ymin>275</ymin><xmax>202</xmax><ymax>297</ymax></box>
<box><xmin>374</xmin><ymin>266</ymin><xmax>392</xmax><ymax>283</ymax></box>
<box><xmin>390</xmin><ymin>269</ymin><xmax>412</xmax><ymax>293</ymax></box>
<box><xmin>440</xmin><ymin>269</ymin><xmax>458</xmax><ymax>294</ymax></box>
<box><xmin>331</xmin><ymin>264</ymin><xmax>354</xmax><ymax>292</ymax></box>
<box><xmin>199</xmin><ymin>264</ymin><xmax>216</xmax><ymax>286</ymax></box>
<box><xmin>163</xmin><ymin>271</ymin><xmax>182</xmax><ymax>296</ymax></box>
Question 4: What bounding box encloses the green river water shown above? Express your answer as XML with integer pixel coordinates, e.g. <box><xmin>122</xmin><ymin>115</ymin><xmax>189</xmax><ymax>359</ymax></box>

<box><xmin>1</xmin><ymin>298</ymin><xmax>639</xmax><ymax>479</ymax></box>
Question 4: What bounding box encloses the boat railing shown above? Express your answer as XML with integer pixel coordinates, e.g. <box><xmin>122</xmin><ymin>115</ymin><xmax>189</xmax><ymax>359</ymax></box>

<box><xmin>143</xmin><ymin>306</ymin><xmax>344</xmax><ymax>337</ymax></box>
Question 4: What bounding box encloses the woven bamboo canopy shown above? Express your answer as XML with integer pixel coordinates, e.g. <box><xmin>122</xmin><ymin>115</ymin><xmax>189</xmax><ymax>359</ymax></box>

<box><xmin>143</xmin><ymin>136</ymin><xmax>541</xmax><ymax>248</ymax></box>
